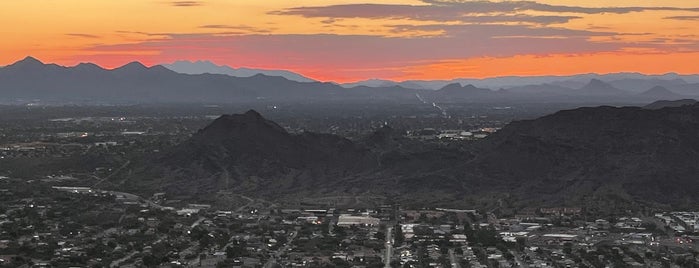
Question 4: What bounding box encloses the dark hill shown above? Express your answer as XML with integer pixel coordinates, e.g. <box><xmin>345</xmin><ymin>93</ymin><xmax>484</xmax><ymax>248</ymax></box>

<box><xmin>149</xmin><ymin>110</ymin><xmax>377</xmax><ymax>196</ymax></box>
<box><xmin>469</xmin><ymin>104</ymin><xmax>699</xmax><ymax>208</ymax></box>
<box><xmin>128</xmin><ymin>106</ymin><xmax>699</xmax><ymax>210</ymax></box>
<box><xmin>644</xmin><ymin>99</ymin><xmax>697</xmax><ymax>110</ymax></box>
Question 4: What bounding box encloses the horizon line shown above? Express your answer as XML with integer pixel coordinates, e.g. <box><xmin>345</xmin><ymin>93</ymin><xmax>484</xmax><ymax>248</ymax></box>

<box><xmin>4</xmin><ymin>55</ymin><xmax>699</xmax><ymax>85</ymax></box>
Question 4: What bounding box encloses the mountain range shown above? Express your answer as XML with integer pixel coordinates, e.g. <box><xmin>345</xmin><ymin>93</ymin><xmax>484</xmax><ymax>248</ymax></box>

<box><xmin>162</xmin><ymin>60</ymin><xmax>315</xmax><ymax>83</ymax></box>
<box><xmin>123</xmin><ymin>101</ymin><xmax>699</xmax><ymax>210</ymax></box>
<box><xmin>343</xmin><ymin>73</ymin><xmax>699</xmax><ymax>91</ymax></box>
<box><xmin>1</xmin><ymin>57</ymin><xmax>698</xmax><ymax>104</ymax></box>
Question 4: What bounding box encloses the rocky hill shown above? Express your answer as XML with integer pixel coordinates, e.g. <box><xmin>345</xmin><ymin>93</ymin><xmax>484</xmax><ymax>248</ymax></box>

<box><xmin>139</xmin><ymin>110</ymin><xmax>377</xmax><ymax>197</ymax></box>
<box><xmin>128</xmin><ymin>105</ymin><xmax>699</xmax><ymax>210</ymax></box>
<box><xmin>468</xmin><ymin>104</ymin><xmax>699</xmax><ymax>209</ymax></box>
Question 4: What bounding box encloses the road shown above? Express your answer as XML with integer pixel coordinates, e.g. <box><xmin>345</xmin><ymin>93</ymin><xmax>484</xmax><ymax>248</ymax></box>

<box><xmin>264</xmin><ymin>230</ymin><xmax>298</xmax><ymax>268</ymax></box>
<box><xmin>92</xmin><ymin>160</ymin><xmax>131</xmax><ymax>188</ymax></box>
<box><xmin>449</xmin><ymin>249</ymin><xmax>460</xmax><ymax>268</ymax></box>
<box><xmin>385</xmin><ymin>226</ymin><xmax>393</xmax><ymax>268</ymax></box>
<box><xmin>235</xmin><ymin>195</ymin><xmax>255</xmax><ymax>213</ymax></box>
<box><xmin>510</xmin><ymin>249</ymin><xmax>527</xmax><ymax>268</ymax></box>
<box><xmin>191</xmin><ymin>217</ymin><xmax>206</xmax><ymax>228</ymax></box>
<box><xmin>110</xmin><ymin>251</ymin><xmax>138</xmax><ymax>267</ymax></box>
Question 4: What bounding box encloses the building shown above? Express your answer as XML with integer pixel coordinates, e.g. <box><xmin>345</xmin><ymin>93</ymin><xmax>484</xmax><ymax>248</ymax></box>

<box><xmin>337</xmin><ymin>214</ymin><xmax>380</xmax><ymax>227</ymax></box>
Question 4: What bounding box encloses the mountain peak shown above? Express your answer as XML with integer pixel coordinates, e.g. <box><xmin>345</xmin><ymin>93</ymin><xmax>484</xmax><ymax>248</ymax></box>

<box><xmin>638</xmin><ymin>86</ymin><xmax>682</xmax><ymax>99</ymax></box>
<box><xmin>20</xmin><ymin>56</ymin><xmax>43</xmax><ymax>64</ymax></box>
<box><xmin>200</xmin><ymin>110</ymin><xmax>287</xmax><ymax>140</ymax></box>
<box><xmin>7</xmin><ymin>56</ymin><xmax>45</xmax><ymax>68</ymax></box>
<box><xmin>74</xmin><ymin>62</ymin><xmax>103</xmax><ymax>71</ymax></box>
<box><xmin>439</xmin><ymin>83</ymin><xmax>463</xmax><ymax>91</ymax></box>
<box><xmin>586</xmin><ymin>78</ymin><xmax>608</xmax><ymax>87</ymax></box>
<box><xmin>116</xmin><ymin>61</ymin><xmax>148</xmax><ymax>71</ymax></box>
<box><xmin>244</xmin><ymin>109</ymin><xmax>263</xmax><ymax>118</ymax></box>
<box><xmin>579</xmin><ymin>78</ymin><xmax>627</xmax><ymax>95</ymax></box>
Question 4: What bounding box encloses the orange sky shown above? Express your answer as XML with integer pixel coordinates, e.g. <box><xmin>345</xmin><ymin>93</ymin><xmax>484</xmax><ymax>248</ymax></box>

<box><xmin>1</xmin><ymin>0</ymin><xmax>699</xmax><ymax>82</ymax></box>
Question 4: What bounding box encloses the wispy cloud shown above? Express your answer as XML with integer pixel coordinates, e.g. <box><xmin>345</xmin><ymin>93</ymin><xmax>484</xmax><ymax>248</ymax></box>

<box><xmin>273</xmin><ymin>4</ymin><xmax>581</xmax><ymax>25</ymax></box>
<box><xmin>169</xmin><ymin>1</ymin><xmax>203</xmax><ymax>7</ymax></box>
<box><xmin>198</xmin><ymin>24</ymin><xmax>276</xmax><ymax>33</ymax></box>
<box><xmin>664</xmin><ymin>15</ymin><xmax>699</xmax><ymax>21</ymax></box>
<box><xmin>273</xmin><ymin>1</ymin><xmax>699</xmax><ymax>23</ymax></box>
<box><xmin>422</xmin><ymin>0</ymin><xmax>699</xmax><ymax>14</ymax></box>
<box><xmin>66</xmin><ymin>33</ymin><xmax>100</xmax><ymax>39</ymax></box>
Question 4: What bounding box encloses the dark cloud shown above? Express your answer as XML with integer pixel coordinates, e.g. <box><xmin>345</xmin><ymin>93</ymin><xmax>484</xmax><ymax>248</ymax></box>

<box><xmin>423</xmin><ymin>0</ymin><xmax>699</xmax><ymax>14</ymax></box>
<box><xmin>273</xmin><ymin>4</ymin><xmax>580</xmax><ymax>25</ymax></box>
<box><xmin>273</xmin><ymin>1</ymin><xmax>699</xmax><ymax>25</ymax></box>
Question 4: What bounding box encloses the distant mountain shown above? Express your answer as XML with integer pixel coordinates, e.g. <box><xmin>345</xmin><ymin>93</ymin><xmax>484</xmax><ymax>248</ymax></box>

<box><xmin>0</xmin><ymin>57</ymin><xmax>423</xmax><ymax>104</ymax></box>
<box><xmin>644</xmin><ymin>99</ymin><xmax>698</xmax><ymax>110</ymax></box>
<box><xmin>1</xmin><ymin>57</ymin><xmax>697</xmax><ymax>104</ymax></box>
<box><xmin>575</xmin><ymin>79</ymin><xmax>629</xmax><ymax>96</ymax></box>
<box><xmin>609</xmin><ymin>78</ymin><xmax>687</xmax><ymax>93</ymax></box>
<box><xmin>343</xmin><ymin>73</ymin><xmax>699</xmax><ymax>91</ymax></box>
<box><xmin>429</xmin><ymin>83</ymin><xmax>494</xmax><ymax>101</ymax></box>
<box><xmin>637</xmin><ymin>86</ymin><xmax>684</xmax><ymax>100</ymax></box>
<box><xmin>505</xmin><ymin>83</ymin><xmax>573</xmax><ymax>95</ymax></box>
<box><xmin>162</xmin><ymin>60</ymin><xmax>315</xmax><ymax>83</ymax></box>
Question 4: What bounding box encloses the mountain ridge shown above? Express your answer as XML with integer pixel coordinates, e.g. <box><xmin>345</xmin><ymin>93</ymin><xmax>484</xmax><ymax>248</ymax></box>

<box><xmin>123</xmin><ymin>104</ymin><xmax>699</xmax><ymax>210</ymax></box>
<box><xmin>162</xmin><ymin>60</ymin><xmax>315</xmax><ymax>83</ymax></box>
<box><xmin>2</xmin><ymin>57</ymin><xmax>699</xmax><ymax>104</ymax></box>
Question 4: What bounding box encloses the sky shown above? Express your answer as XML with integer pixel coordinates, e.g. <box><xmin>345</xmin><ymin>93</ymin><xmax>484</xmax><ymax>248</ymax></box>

<box><xmin>2</xmin><ymin>0</ymin><xmax>699</xmax><ymax>82</ymax></box>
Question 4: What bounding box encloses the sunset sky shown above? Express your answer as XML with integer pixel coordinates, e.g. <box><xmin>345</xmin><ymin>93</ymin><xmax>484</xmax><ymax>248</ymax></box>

<box><xmin>2</xmin><ymin>0</ymin><xmax>699</xmax><ymax>82</ymax></box>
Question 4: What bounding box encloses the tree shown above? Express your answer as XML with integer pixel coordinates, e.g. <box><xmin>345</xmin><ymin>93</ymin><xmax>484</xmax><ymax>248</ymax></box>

<box><xmin>374</xmin><ymin>231</ymin><xmax>386</xmax><ymax>241</ymax></box>
<box><xmin>142</xmin><ymin>254</ymin><xmax>160</xmax><ymax>267</ymax></box>
<box><xmin>515</xmin><ymin>236</ymin><xmax>527</xmax><ymax>251</ymax></box>
<box><xmin>394</xmin><ymin>226</ymin><xmax>404</xmax><ymax>246</ymax></box>
<box><xmin>226</xmin><ymin>240</ymin><xmax>248</xmax><ymax>258</ymax></box>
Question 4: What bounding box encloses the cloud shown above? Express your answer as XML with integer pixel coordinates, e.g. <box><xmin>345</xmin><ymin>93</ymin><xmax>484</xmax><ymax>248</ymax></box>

<box><xmin>665</xmin><ymin>16</ymin><xmax>699</xmax><ymax>21</ymax></box>
<box><xmin>66</xmin><ymin>33</ymin><xmax>100</xmax><ymax>39</ymax></box>
<box><xmin>169</xmin><ymin>1</ymin><xmax>202</xmax><ymax>7</ymax></box>
<box><xmin>273</xmin><ymin>1</ymin><xmax>699</xmax><ymax>26</ymax></box>
<box><xmin>274</xmin><ymin>4</ymin><xmax>580</xmax><ymax>25</ymax></box>
<box><xmin>422</xmin><ymin>0</ymin><xmax>699</xmax><ymax>14</ymax></box>
<box><xmin>388</xmin><ymin>23</ymin><xmax>612</xmax><ymax>38</ymax></box>
<box><xmin>198</xmin><ymin>24</ymin><xmax>276</xmax><ymax>33</ymax></box>
<box><xmin>74</xmin><ymin>27</ymin><xmax>622</xmax><ymax>72</ymax></box>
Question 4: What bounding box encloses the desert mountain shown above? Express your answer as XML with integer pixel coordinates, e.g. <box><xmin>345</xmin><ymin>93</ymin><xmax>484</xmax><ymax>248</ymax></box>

<box><xmin>163</xmin><ymin>60</ymin><xmax>315</xmax><ymax>83</ymax></box>
<box><xmin>0</xmin><ymin>57</ymin><xmax>420</xmax><ymax>103</ymax></box>
<box><xmin>467</xmin><ymin>103</ymin><xmax>699</xmax><ymax>208</ymax></box>
<box><xmin>428</xmin><ymin>83</ymin><xmax>495</xmax><ymax>102</ymax></box>
<box><xmin>127</xmin><ymin>105</ymin><xmax>699</xmax><ymax>210</ymax></box>
<box><xmin>637</xmin><ymin>86</ymin><xmax>684</xmax><ymax>100</ymax></box>
<box><xmin>145</xmin><ymin>110</ymin><xmax>378</xmax><ymax>196</ymax></box>
<box><xmin>575</xmin><ymin>79</ymin><xmax>628</xmax><ymax>96</ymax></box>
<box><xmin>2</xmin><ymin>57</ymin><xmax>698</xmax><ymax>104</ymax></box>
